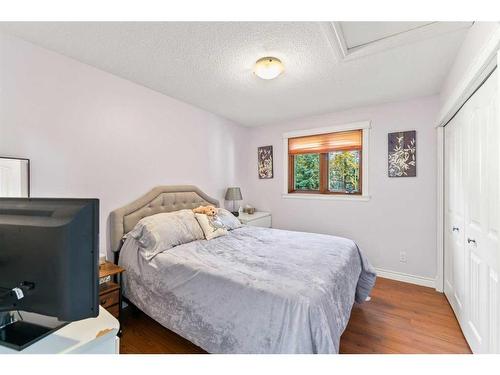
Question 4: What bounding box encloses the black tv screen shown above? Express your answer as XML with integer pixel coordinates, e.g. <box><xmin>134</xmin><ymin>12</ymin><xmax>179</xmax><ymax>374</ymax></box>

<box><xmin>0</xmin><ymin>198</ymin><xmax>99</xmax><ymax>321</ymax></box>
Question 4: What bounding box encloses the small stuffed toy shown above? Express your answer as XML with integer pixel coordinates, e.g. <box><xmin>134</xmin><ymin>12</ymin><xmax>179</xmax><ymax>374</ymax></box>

<box><xmin>192</xmin><ymin>205</ymin><xmax>218</xmax><ymax>216</ymax></box>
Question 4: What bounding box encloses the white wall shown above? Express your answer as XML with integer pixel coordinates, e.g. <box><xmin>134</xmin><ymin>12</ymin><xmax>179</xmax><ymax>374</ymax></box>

<box><xmin>0</xmin><ymin>33</ymin><xmax>249</xmax><ymax>257</ymax></box>
<box><xmin>244</xmin><ymin>96</ymin><xmax>439</xmax><ymax>280</ymax></box>
<box><xmin>440</xmin><ymin>22</ymin><xmax>500</xmax><ymax>107</ymax></box>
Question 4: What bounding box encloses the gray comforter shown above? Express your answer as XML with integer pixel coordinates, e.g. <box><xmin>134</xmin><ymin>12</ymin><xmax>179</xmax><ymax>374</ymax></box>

<box><xmin>119</xmin><ymin>226</ymin><xmax>376</xmax><ymax>354</ymax></box>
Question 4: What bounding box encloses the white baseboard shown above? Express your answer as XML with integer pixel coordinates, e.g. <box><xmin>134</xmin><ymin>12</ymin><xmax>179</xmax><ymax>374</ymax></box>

<box><xmin>375</xmin><ymin>267</ymin><xmax>436</xmax><ymax>289</ymax></box>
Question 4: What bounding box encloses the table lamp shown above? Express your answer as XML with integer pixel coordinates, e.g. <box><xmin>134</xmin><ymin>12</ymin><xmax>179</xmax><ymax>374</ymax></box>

<box><xmin>225</xmin><ymin>187</ymin><xmax>242</xmax><ymax>217</ymax></box>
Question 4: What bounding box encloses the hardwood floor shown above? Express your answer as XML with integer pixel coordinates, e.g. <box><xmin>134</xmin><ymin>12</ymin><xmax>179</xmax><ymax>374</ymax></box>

<box><xmin>119</xmin><ymin>277</ymin><xmax>471</xmax><ymax>354</ymax></box>
<box><xmin>339</xmin><ymin>277</ymin><xmax>471</xmax><ymax>354</ymax></box>
<box><xmin>120</xmin><ymin>307</ymin><xmax>206</xmax><ymax>354</ymax></box>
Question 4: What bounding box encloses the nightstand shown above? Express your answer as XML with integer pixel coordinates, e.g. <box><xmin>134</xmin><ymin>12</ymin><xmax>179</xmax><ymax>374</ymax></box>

<box><xmin>99</xmin><ymin>262</ymin><xmax>124</xmax><ymax>334</ymax></box>
<box><xmin>238</xmin><ymin>211</ymin><xmax>272</xmax><ymax>228</ymax></box>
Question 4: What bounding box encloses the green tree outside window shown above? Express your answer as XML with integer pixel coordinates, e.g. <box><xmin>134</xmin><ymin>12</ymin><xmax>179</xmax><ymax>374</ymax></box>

<box><xmin>328</xmin><ymin>151</ymin><xmax>360</xmax><ymax>193</ymax></box>
<box><xmin>294</xmin><ymin>153</ymin><xmax>320</xmax><ymax>190</ymax></box>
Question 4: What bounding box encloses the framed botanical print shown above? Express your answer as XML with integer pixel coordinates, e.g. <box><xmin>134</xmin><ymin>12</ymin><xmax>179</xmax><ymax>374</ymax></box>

<box><xmin>388</xmin><ymin>131</ymin><xmax>416</xmax><ymax>177</ymax></box>
<box><xmin>258</xmin><ymin>145</ymin><xmax>273</xmax><ymax>179</ymax></box>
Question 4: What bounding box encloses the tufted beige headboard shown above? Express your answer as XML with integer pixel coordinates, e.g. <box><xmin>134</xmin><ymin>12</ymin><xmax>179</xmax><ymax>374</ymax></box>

<box><xmin>109</xmin><ymin>185</ymin><xmax>219</xmax><ymax>253</ymax></box>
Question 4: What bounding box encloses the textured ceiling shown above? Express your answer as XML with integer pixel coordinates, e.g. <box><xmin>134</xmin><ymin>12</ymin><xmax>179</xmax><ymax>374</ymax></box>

<box><xmin>0</xmin><ymin>22</ymin><xmax>470</xmax><ymax>127</ymax></box>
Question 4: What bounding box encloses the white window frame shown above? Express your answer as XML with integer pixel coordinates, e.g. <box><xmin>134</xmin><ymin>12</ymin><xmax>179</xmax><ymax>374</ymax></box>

<box><xmin>282</xmin><ymin>120</ymin><xmax>371</xmax><ymax>201</ymax></box>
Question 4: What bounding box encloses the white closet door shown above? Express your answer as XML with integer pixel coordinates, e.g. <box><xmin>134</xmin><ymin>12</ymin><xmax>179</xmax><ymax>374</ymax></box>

<box><xmin>463</xmin><ymin>69</ymin><xmax>499</xmax><ymax>353</ymax></box>
<box><xmin>444</xmin><ymin>69</ymin><xmax>499</xmax><ymax>354</ymax></box>
<box><xmin>444</xmin><ymin>110</ymin><xmax>466</xmax><ymax>321</ymax></box>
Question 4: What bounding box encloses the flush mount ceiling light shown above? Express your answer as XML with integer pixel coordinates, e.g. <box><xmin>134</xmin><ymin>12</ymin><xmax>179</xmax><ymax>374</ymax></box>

<box><xmin>253</xmin><ymin>57</ymin><xmax>284</xmax><ymax>80</ymax></box>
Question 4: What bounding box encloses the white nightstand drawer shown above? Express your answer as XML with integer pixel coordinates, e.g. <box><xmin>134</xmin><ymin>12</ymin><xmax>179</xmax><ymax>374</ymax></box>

<box><xmin>238</xmin><ymin>212</ymin><xmax>272</xmax><ymax>228</ymax></box>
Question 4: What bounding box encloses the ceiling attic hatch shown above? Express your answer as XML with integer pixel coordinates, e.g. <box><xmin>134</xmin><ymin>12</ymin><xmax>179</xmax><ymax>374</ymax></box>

<box><xmin>325</xmin><ymin>21</ymin><xmax>473</xmax><ymax>61</ymax></box>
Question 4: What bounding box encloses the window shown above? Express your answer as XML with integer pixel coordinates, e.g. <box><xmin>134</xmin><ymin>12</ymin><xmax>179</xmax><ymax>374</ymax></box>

<box><xmin>328</xmin><ymin>150</ymin><xmax>361</xmax><ymax>193</ymax></box>
<box><xmin>294</xmin><ymin>153</ymin><xmax>320</xmax><ymax>190</ymax></box>
<box><xmin>287</xmin><ymin>129</ymin><xmax>363</xmax><ymax>195</ymax></box>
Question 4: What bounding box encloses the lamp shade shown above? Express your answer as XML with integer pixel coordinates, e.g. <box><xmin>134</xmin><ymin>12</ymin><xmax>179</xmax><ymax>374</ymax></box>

<box><xmin>225</xmin><ymin>187</ymin><xmax>242</xmax><ymax>201</ymax></box>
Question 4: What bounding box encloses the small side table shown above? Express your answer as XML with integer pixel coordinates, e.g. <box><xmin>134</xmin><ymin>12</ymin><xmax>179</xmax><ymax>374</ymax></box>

<box><xmin>99</xmin><ymin>262</ymin><xmax>125</xmax><ymax>335</ymax></box>
<box><xmin>238</xmin><ymin>211</ymin><xmax>272</xmax><ymax>228</ymax></box>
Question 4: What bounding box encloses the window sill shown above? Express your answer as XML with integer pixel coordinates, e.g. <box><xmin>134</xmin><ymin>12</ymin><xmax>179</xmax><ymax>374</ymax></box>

<box><xmin>281</xmin><ymin>193</ymin><xmax>371</xmax><ymax>202</ymax></box>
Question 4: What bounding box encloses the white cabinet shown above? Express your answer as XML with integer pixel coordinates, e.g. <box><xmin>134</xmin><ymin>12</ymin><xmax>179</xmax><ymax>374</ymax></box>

<box><xmin>0</xmin><ymin>307</ymin><xmax>120</xmax><ymax>354</ymax></box>
<box><xmin>444</xmin><ymin>69</ymin><xmax>500</xmax><ymax>353</ymax></box>
<box><xmin>238</xmin><ymin>212</ymin><xmax>272</xmax><ymax>228</ymax></box>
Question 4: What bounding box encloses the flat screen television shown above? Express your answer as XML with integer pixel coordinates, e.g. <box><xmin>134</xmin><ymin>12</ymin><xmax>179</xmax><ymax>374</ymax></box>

<box><xmin>0</xmin><ymin>198</ymin><xmax>99</xmax><ymax>350</ymax></box>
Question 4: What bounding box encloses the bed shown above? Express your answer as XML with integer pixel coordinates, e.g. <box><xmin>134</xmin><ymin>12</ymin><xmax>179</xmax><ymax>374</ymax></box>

<box><xmin>110</xmin><ymin>185</ymin><xmax>376</xmax><ymax>354</ymax></box>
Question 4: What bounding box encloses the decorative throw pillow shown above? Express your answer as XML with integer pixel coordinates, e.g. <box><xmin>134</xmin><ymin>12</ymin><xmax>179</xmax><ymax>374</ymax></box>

<box><xmin>195</xmin><ymin>213</ymin><xmax>228</xmax><ymax>240</ymax></box>
<box><xmin>128</xmin><ymin>209</ymin><xmax>204</xmax><ymax>260</ymax></box>
<box><xmin>217</xmin><ymin>208</ymin><xmax>242</xmax><ymax>230</ymax></box>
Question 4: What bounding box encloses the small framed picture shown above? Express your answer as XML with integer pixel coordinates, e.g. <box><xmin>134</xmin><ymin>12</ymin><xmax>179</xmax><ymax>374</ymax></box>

<box><xmin>388</xmin><ymin>130</ymin><xmax>416</xmax><ymax>177</ymax></box>
<box><xmin>258</xmin><ymin>145</ymin><xmax>273</xmax><ymax>179</ymax></box>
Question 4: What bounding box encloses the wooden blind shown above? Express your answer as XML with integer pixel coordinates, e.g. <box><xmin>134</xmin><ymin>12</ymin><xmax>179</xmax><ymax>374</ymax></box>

<box><xmin>288</xmin><ymin>129</ymin><xmax>362</xmax><ymax>155</ymax></box>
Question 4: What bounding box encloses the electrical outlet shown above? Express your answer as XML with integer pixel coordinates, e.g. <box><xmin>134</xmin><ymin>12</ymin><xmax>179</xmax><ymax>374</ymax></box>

<box><xmin>399</xmin><ymin>251</ymin><xmax>407</xmax><ymax>263</ymax></box>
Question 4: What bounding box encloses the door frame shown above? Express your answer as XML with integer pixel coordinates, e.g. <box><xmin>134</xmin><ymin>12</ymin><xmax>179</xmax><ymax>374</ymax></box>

<box><xmin>436</xmin><ymin>28</ymin><xmax>500</xmax><ymax>292</ymax></box>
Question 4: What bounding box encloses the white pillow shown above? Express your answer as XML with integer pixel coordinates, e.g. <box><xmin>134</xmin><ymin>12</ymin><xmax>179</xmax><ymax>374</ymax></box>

<box><xmin>128</xmin><ymin>209</ymin><xmax>204</xmax><ymax>259</ymax></box>
<box><xmin>217</xmin><ymin>208</ymin><xmax>242</xmax><ymax>230</ymax></box>
<box><xmin>195</xmin><ymin>213</ymin><xmax>228</xmax><ymax>240</ymax></box>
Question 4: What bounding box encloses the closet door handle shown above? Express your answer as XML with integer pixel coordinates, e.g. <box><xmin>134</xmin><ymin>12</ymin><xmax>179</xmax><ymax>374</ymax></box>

<box><xmin>452</xmin><ymin>227</ymin><xmax>459</xmax><ymax>232</ymax></box>
<box><xmin>467</xmin><ymin>238</ymin><xmax>476</xmax><ymax>245</ymax></box>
